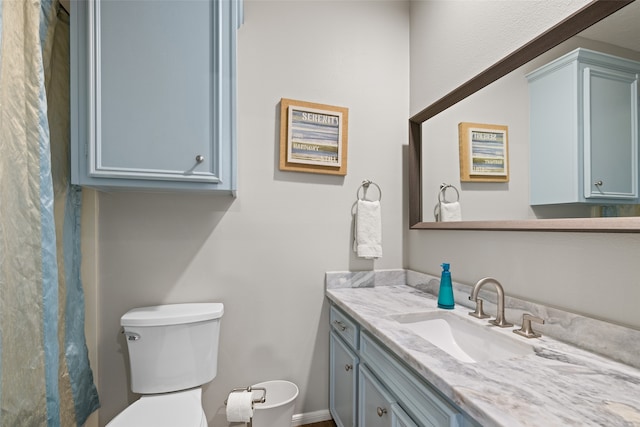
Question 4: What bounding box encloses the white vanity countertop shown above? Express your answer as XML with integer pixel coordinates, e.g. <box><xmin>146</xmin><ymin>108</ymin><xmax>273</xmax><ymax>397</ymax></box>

<box><xmin>326</xmin><ymin>285</ymin><xmax>640</xmax><ymax>427</ymax></box>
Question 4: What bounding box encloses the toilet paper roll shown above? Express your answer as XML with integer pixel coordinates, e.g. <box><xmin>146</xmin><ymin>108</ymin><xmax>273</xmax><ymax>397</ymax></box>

<box><xmin>226</xmin><ymin>391</ymin><xmax>254</xmax><ymax>423</ymax></box>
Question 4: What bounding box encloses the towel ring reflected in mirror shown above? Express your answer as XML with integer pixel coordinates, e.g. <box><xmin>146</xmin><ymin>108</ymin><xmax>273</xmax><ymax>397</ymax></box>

<box><xmin>435</xmin><ymin>183</ymin><xmax>460</xmax><ymax>222</ymax></box>
<box><xmin>357</xmin><ymin>180</ymin><xmax>382</xmax><ymax>201</ymax></box>
<box><xmin>438</xmin><ymin>183</ymin><xmax>460</xmax><ymax>204</ymax></box>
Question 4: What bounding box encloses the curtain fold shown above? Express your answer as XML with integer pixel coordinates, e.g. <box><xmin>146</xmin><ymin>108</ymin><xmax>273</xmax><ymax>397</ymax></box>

<box><xmin>0</xmin><ymin>1</ymin><xmax>100</xmax><ymax>425</ymax></box>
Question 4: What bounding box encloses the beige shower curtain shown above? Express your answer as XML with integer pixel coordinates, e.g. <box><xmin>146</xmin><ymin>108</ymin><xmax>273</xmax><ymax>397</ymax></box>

<box><xmin>0</xmin><ymin>1</ymin><xmax>99</xmax><ymax>425</ymax></box>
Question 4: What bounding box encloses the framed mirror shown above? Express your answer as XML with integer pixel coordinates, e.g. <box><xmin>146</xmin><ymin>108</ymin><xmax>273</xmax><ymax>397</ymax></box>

<box><xmin>408</xmin><ymin>0</ymin><xmax>640</xmax><ymax>232</ymax></box>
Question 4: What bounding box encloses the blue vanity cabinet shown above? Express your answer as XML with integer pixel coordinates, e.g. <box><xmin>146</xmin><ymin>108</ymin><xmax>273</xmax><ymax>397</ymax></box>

<box><xmin>528</xmin><ymin>48</ymin><xmax>640</xmax><ymax>205</ymax></box>
<box><xmin>392</xmin><ymin>404</ymin><xmax>419</xmax><ymax>427</ymax></box>
<box><xmin>329</xmin><ymin>305</ymin><xmax>479</xmax><ymax>427</ymax></box>
<box><xmin>330</xmin><ymin>332</ymin><xmax>358</xmax><ymax>427</ymax></box>
<box><xmin>70</xmin><ymin>0</ymin><xmax>240</xmax><ymax>193</ymax></box>
<box><xmin>359</xmin><ymin>332</ymin><xmax>473</xmax><ymax>427</ymax></box>
<box><xmin>330</xmin><ymin>307</ymin><xmax>360</xmax><ymax>427</ymax></box>
<box><xmin>359</xmin><ymin>365</ymin><xmax>418</xmax><ymax>427</ymax></box>
<box><xmin>358</xmin><ymin>365</ymin><xmax>395</xmax><ymax>427</ymax></box>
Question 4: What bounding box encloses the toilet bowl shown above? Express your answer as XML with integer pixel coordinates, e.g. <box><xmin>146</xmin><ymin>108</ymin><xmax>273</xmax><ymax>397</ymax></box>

<box><xmin>106</xmin><ymin>303</ymin><xmax>224</xmax><ymax>427</ymax></box>
<box><xmin>106</xmin><ymin>388</ymin><xmax>206</xmax><ymax>427</ymax></box>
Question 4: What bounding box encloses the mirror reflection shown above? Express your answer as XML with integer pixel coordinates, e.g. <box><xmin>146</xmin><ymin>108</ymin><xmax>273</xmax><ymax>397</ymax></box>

<box><xmin>421</xmin><ymin>1</ymin><xmax>640</xmax><ymax>224</ymax></box>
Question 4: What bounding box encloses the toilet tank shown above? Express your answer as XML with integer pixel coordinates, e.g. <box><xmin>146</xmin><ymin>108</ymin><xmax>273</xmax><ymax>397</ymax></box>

<box><xmin>121</xmin><ymin>303</ymin><xmax>224</xmax><ymax>394</ymax></box>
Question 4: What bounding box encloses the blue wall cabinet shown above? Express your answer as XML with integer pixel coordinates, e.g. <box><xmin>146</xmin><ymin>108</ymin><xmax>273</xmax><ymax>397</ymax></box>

<box><xmin>528</xmin><ymin>48</ymin><xmax>640</xmax><ymax>205</ymax></box>
<box><xmin>70</xmin><ymin>0</ymin><xmax>240</xmax><ymax>193</ymax></box>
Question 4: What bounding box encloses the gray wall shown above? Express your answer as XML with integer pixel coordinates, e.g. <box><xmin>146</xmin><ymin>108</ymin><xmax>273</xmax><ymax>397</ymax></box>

<box><xmin>93</xmin><ymin>1</ymin><xmax>409</xmax><ymax>425</ymax></box>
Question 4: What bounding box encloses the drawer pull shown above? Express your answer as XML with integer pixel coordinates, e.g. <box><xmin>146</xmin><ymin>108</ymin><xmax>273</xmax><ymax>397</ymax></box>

<box><xmin>376</xmin><ymin>407</ymin><xmax>387</xmax><ymax>417</ymax></box>
<box><xmin>195</xmin><ymin>155</ymin><xmax>205</xmax><ymax>163</ymax></box>
<box><xmin>333</xmin><ymin>320</ymin><xmax>347</xmax><ymax>331</ymax></box>
<box><xmin>344</xmin><ymin>364</ymin><xmax>353</xmax><ymax>372</ymax></box>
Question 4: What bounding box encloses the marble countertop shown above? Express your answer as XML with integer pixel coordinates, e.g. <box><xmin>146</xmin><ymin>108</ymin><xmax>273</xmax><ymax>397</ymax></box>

<box><xmin>326</xmin><ymin>284</ymin><xmax>640</xmax><ymax>427</ymax></box>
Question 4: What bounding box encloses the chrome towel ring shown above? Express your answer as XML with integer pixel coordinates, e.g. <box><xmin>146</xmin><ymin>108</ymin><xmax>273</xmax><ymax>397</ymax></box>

<box><xmin>357</xmin><ymin>180</ymin><xmax>382</xmax><ymax>202</ymax></box>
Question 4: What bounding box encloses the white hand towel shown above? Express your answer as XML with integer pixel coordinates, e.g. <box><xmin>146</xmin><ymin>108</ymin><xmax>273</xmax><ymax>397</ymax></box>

<box><xmin>440</xmin><ymin>201</ymin><xmax>462</xmax><ymax>221</ymax></box>
<box><xmin>353</xmin><ymin>199</ymin><xmax>382</xmax><ymax>259</ymax></box>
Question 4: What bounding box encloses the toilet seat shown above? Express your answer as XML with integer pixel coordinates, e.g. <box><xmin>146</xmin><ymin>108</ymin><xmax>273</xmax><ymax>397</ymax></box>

<box><xmin>106</xmin><ymin>388</ymin><xmax>207</xmax><ymax>427</ymax></box>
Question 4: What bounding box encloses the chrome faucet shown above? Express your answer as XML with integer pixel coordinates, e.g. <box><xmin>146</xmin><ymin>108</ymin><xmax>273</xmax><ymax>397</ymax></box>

<box><xmin>468</xmin><ymin>277</ymin><xmax>513</xmax><ymax>328</ymax></box>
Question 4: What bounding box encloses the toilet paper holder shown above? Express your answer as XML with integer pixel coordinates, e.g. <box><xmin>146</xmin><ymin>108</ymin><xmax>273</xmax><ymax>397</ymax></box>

<box><xmin>224</xmin><ymin>386</ymin><xmax>267</xmax><ymax>406</ymax></box>
<box><xmin>225</xmin><ymin>386</ymin><xmax>266</xmax><ymax>427</ymax></box>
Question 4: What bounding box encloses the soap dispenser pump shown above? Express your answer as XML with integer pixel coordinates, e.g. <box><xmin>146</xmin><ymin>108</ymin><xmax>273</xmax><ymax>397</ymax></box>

<box><xmin>437</xmin><ymin>263</ymin><xmax>455</xmax><ymax>309</ymax></box>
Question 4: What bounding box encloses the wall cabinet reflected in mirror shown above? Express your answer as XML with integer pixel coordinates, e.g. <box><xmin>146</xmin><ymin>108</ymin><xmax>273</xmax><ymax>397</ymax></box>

<box><xmin>529</xmin><ymin>48</ymin><xmax>640</xmax><ymax>207</ymax></box>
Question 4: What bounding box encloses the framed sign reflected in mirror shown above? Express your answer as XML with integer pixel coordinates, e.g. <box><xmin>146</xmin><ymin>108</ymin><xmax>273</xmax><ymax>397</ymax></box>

<box><xmin>458</xmin><ymin>122</ymin><xmax>509</xmax><ymax>183</ymax></box>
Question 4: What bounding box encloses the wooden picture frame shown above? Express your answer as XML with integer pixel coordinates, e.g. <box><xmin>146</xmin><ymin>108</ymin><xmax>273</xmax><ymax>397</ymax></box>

<box><xmin>279</xmin><ymin>98</ymin><xmax>348</xmax><ymax>175</ymax></box>
<box><xmin>458</xmin><ymin>122</ymin><xmax>509</xmax><ymax>182</ymax></box>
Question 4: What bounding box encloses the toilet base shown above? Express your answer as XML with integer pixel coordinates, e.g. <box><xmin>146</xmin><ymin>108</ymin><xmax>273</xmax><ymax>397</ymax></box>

<box><xmin>106</xmin><ymin>388</ymin><xmax>207</xmax><ymax>427</ymax></box>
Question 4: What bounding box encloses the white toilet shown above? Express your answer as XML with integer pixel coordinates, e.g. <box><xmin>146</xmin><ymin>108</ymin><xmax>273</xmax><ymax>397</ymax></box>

<box><xmin>107</xmin><ymin>302</ymin><xmax>224</xmax><ymax>427</ymax></box>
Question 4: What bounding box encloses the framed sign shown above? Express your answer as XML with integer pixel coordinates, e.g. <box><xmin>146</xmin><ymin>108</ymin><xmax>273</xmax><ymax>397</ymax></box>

<box><xmin>279</xmin><ymin>98</ymin><xmax>348</xmax><ymax>175</ymax></box>
<box><xmin>458</xmin><ymin>122</ymin><xmax>509</xmax><ymax>182</ymax></box>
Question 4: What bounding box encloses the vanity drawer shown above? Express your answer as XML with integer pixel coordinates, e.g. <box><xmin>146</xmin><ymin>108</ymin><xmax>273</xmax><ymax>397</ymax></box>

<box><xmin>360</xmin><ymin>332</ymin><xmax>463</xmax><ymax>427</ymax></box>
<box><xmin>330</xmin><ymin>306</ymin><xmax>359</xmax><ymax>350</ymax></box>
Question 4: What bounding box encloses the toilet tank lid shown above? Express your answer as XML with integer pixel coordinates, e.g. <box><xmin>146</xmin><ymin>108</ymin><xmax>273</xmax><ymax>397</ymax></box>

<box><xmin>121</xmin><ymin>303</ymin><xmax>224</xmax><ymax>327</ymax></box>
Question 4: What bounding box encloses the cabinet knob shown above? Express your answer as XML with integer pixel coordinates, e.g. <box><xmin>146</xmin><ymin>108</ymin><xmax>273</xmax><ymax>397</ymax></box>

<box><xmin>376</xmin><ymin>407</ymin><xmax>387</xmax><ymax>417</ymax></box>
<box><xmin>595</xmin><ymin>180</ymin><xmax>603</xmax><ymax>187</ymax></box>
<box><xmin>344</xmin><ymin>364</ymin><xmax>353</xmax><ymax>372</ymax></box>
<box><xmin>195</xmin><ymin>155</ymin><xmax>205</xmax><ymax>163</ymax></box>
<box><xmin>333</xmin><ymin>320</ymin><xmax>347</xmax><ymax>331</ymax></box>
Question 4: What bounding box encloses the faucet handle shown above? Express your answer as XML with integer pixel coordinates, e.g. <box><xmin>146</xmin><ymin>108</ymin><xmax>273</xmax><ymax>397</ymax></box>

<box><xmin>468</xmin><ymin>297</ymin><xmax>490</xmax><ymax>319</ymax></box>
<box><xmin>513</xmin><ymin>313</ymin><xmax>545</xmax><ymax>338</ymax></box>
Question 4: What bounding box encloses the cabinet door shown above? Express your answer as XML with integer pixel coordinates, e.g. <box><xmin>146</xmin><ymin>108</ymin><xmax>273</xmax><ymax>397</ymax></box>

<box><xmin>358</xmin><ymin>365</ymin><xmax>394</xmax><ymax>427</ymax></box>
<box><xmin>392</xmin><ymin>404</ymin><xmax>418</xmax><ymax>427</ymax></box>
<box><xmin>71</xmin><ymin>0</ymin><xmax>238</xmax><ymax>192</ymax></box>
<box><xmin>330</xmin><ymin>332</ymin><xmax>358</xmax><ymax>427</ymax></box>
<box><xmin>583</xmin><ymin>66</ymin><xmax>638</xmax><ymax>200</ymax></box>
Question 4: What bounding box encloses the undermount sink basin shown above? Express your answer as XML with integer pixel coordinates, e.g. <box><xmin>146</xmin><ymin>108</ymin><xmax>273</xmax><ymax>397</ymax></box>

<box><xmin>390</xmin><ymin>311</ymin><xmax>533</xmax><ymax>363</ymax></box>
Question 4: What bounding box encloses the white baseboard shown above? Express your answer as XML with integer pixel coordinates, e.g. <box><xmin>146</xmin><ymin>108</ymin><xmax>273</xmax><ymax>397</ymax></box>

<box><xmin>291</xmin><ymin>409</ymin><xmax>332</xmax><ymax>426</ymax></box>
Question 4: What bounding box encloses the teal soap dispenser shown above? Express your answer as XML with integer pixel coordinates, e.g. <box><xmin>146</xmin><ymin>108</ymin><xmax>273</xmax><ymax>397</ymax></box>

<box><xmin>437</xmin><ymin>263</ymin><xmax>455</xmax><ymax>309</ymax></box>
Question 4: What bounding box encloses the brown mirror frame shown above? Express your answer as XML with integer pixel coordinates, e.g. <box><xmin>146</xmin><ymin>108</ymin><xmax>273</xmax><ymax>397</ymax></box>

<box><xmin>408</xmin><ymin>0</ymin><xmax>640</xmax><ymax>232</ymax></box>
